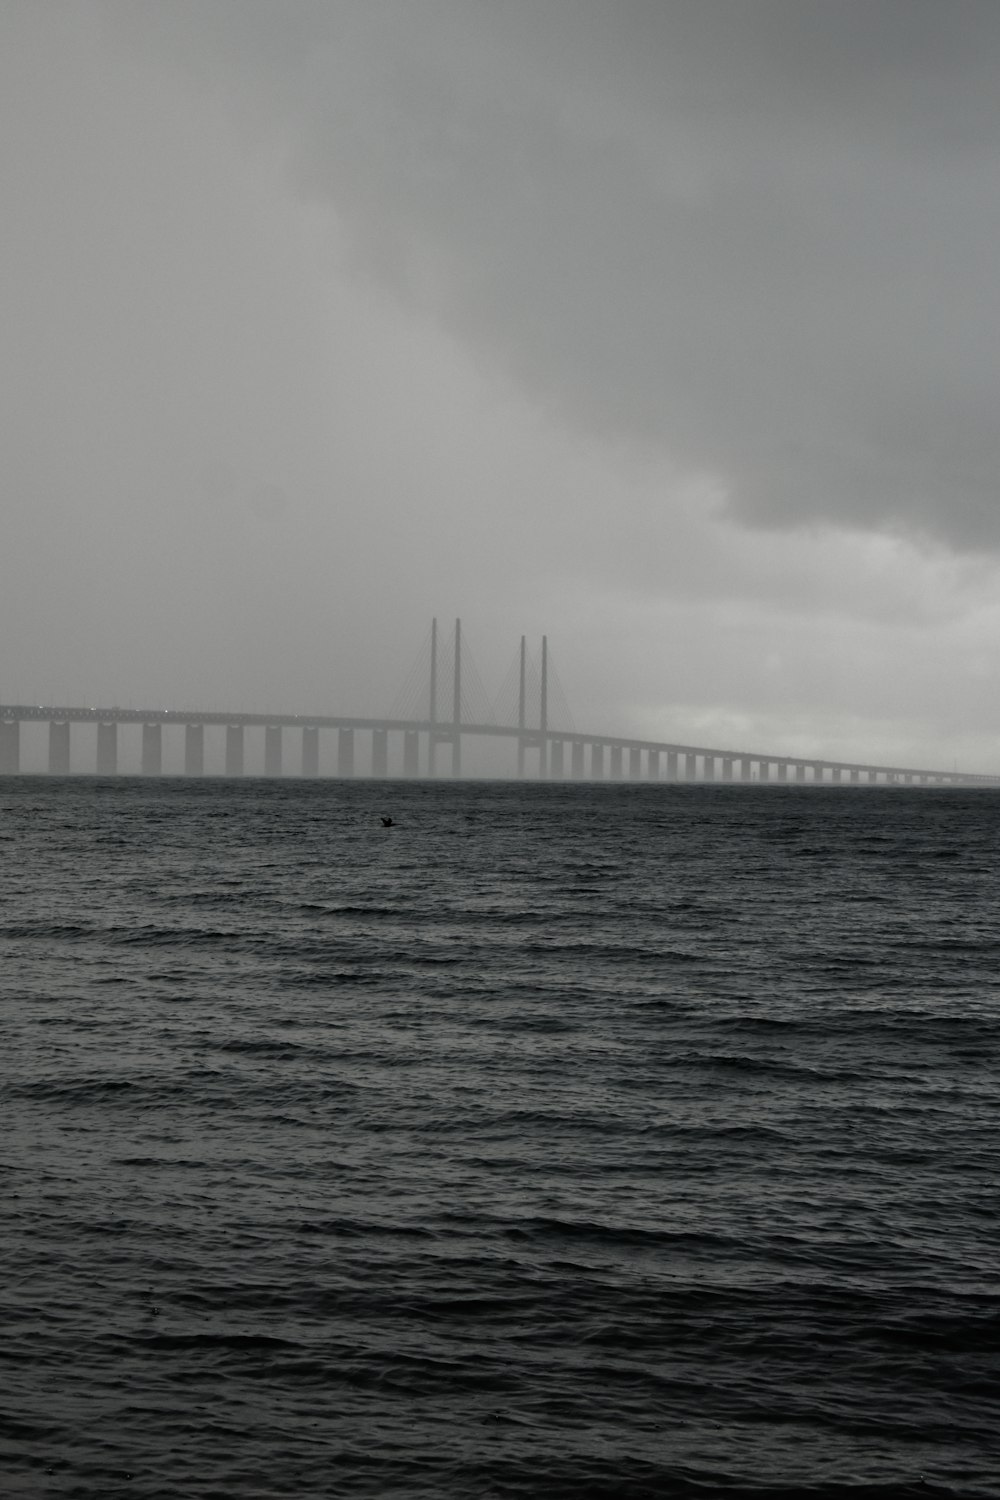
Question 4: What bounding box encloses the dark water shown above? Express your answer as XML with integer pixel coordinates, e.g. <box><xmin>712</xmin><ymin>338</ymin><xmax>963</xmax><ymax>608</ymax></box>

<box><xmin>2</xmin><ymin>778</ymin><xmax>999</xmax><ymax>1499</ymax></box>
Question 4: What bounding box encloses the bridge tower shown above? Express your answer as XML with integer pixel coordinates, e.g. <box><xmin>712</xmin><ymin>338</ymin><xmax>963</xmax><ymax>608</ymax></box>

<box><xmin>452</xmin><ymin>616</ymin><xmax>462</xmax><ymax>778</ymax></box>
<box><xmin>512</xmin><ymin>632</ymin><xmax>555</xmax><ymax>778</ymax></box>
<box><xmin>428</xmin><ymin>615</ymin><xmax>438</xmax><ymax>776</ymax></box>
<box><xmin>517</xmin><ymin>635</ymin><xmax>527</xmax><ymax>778</ymax></box>
<box><xmin>539</xmin><ymin>634</ymin><xmax>548</xmax><ymax>778</ymax></box>
<box><xmin>427</xmin><ymin>616</ymin><xmax>462</xmax><ymax>777</ymax></box>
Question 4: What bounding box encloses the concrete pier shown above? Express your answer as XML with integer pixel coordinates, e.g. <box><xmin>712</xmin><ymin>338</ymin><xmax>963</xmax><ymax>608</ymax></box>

<box><xmin>49</xmin><ymin>721</ymin><xmax>70</xmax><ymax>774</ymax></box>
<box><xmin>265</xmin><ymin>726</ymin><xmax>282</xmax><ymax>777</ymax></box>
<box><xmin>648</xmin><ymin>749</ymin><xmax>659</xmax><ymax>780</ymax></box>
<box><xmin>141</xmin><ymin>723</ymin><xmax>161</xmax><ymax>776</ymax></box>
<box><xmin>796</xmin><ymin>763</ymin><xmax>806</xmax><ymax>783</ymax></box>
<box><xmin>703</xmin><ymin>755</ymin><xmax>715</xmax><ymax>782</ymax></box>
<box><xmin>591</xmin><ymin>743</ymin><xmax>604</xmax><ymax>779</ymax></box>
<box><xmin>372</xmin><ymin>728</ymin><xmax>388</xmax><ymax>778</ymax></box>
<box><xmin>0</xmin><ymin>721</ymin><xmax>18</xmax><ymax>774</ymax></box>
<box><xmin>629</xmin><ymin>746</ymin><xmax>641</xmax><ymax>779</ymax></box>
<box><xmin>832</xmin><ymin>767</ymin><xmax>842</xmax><ymax>784</ymax></box>
<box><xmin>667</xmin><ymin>750</ymin><xmax>678</xmax><ymax>780</ymax></box>
<box><xmin>550</xmin><ymin>739</ymin><xmax>564</xmax><ymax>779</ymax></box>
<box><xmin>851</xmin><ymin>769</ymin><xmax>860</xmax><ymax>784</ymax></box>
<box><xmin>777</xmin><ymin>763</ymin><xmax>787</xmax><ymax>783</ymax></box>
<box><xmin>571</xmin><ymin>740</ymin><xmax>585</xmax><ymax>778</ymax></box>
<box><xmin>759</xmin><ymin>762</ymin><xmax>770</xmax><ymax>783</ymax></box>
<box><xmin>97</xmin><ymin>722</ymin><xmax>117</xmax><ymax>776</ymax></box>
<box><xmin>302</xmin><ymin>727</ymin><xmax>319</xmax><ymax>777</ymax></box>
<box><xmin>337</xmin><ymin>728</ymin><xmax>354</xmax><ymax>778</ymax></box>
<box><xmin>742</xmin><ymin>758</ymin><xmax>752</xmax><ymax>782</ymax></box>
<box><xmin>684</xmin><ymin>752</ymin><xmax>697</xmax><ymax>781</ymax></box>
<box><xmin>722</xmin><ymin>757</ymin><xmax>733</xmax><ymax>782</ymax></box>
<box><xmin>610</xmin><ymin>745</ymin><xmax>623</xmax><ymax>780</ymax></box>
<box><xmin>185</xmin><ymin>724</ymin><xmax>204</xmax><ymax>776</ymax></box>
<box><xmin>224</xmin><ymin>726</ymin><xmax>243</xmax><ymax>777</ymax></box>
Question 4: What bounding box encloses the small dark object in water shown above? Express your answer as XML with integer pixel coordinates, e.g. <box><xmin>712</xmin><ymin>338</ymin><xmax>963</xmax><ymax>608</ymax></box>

<box><xmin>380</xmin><ymin>816</ymin><xmax>394</xmax><ymax>827</ymax></box>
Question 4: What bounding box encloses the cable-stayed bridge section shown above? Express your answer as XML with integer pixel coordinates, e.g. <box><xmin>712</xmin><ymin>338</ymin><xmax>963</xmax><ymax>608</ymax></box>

<box><xmin>0</xmin><ymin>619</ymin><xmax>995</xmax><ymax>785</ymax></box>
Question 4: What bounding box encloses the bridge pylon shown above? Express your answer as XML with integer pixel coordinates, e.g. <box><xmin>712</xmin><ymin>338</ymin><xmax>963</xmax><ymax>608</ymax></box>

<box><xmin>428</xmin><ymin>616</ymin><xmax>462</xmax><ymax>776</ymax></box>
<box><xmin>513</xmin><ymin>631</ymin><xmax>554</xmax><ymax>778</ymax></box>
<box><xmin>517</xmin><ymin>635</ymin><xmax>526</xmax><ymax>778</ymax></box>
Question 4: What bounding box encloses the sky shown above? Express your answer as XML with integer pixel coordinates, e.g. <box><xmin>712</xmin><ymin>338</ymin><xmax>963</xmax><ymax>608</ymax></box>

<box><xmin>3</xmin><ymin>0</ymin><xmax>1000</xmax><ymax>773</ymax></box>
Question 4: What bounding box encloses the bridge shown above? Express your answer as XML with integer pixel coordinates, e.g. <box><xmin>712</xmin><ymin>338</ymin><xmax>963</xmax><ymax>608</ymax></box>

<box><xmin>0</xmin><ymin>619</ymin><xmax>995</xmax><ymax>785</ymax></box>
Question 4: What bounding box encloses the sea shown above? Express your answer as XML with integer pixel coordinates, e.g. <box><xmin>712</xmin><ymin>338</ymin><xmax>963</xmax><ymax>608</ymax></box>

<box><xmin>2</xmin><ymin>776</ymin><xmax>998</xmax><ymax>1499</ymax></box>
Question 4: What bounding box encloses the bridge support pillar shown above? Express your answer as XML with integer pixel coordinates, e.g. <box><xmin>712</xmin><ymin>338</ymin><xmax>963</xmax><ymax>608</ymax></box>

<box><xmin>868</xmin><ymin>769</ymin><xmax>878</xmax><ymax>784</ymax></box>
<box><xmin>265</xmin><ymin>726</ymin><xmax>282</xmax><ymax>777</ymax></box>
<box><xmin>372</xmin><ymin>729</ymin><xmax>388</xmax><ymax>778</ymax></box>
<box><xmin>703</xmin><ymin>755</ymin><xmax>714</xmax><ymax>782</ymax></box>
<box><xmin>832</xmin><ymin>767</ymin><xmax>842</xmax><ymax>784</ymax></box>
<box><xmin>0</xmin><ymin>720</ymin><xmax>19</xmax><ymax>774</ymax></box>
<box><xmin>550</xmin><ymin>739</ymin><xmax>564</xmax><ymax>779</ymax></box>
<box><xmin>185</xmin><ymin>725</ymin><xmax>204</xmax><ymax>776</ymax></box>
<box><xmin>666</xmin><ymin>751</ymin><xmax>678</xmax><ymax>780</ymax></box>
<box><xmin>142</xmin><ymin>723</ymin><xmax>161</xmax><ymax>776</ymax></box>
<box><xmin>591</xmin><ymin>744</ymin><xmax>604</xmax><ymax>779</ymax></box>
<box><xmin>759</xmin><ymin>762</ymin><xmax>770</xmax><ymax>783</ymax></box>
<box><xmin>49</xmin><ymin>721</ymin><xmax>70</xmax><ymax>775</ymax></box>
<box><xmin>796</xmin><ymin>763</ymin><xmax>806</xmax><ymax>783</ymax></box>
<box><xmin>610</xmin><ymin>745</ymin><xmax>623</xmax><ymax>780</ymax></box>
<box><xmin>628</xmin><ymin>746</ymin><xmax>641</xmax><ymax>779</ymax></box>
<box><xmin>741</xmin><ymin>758</ymin><xmax>752</xmax><ymax>782</ymax></box>
<box><xmin>684</xmin><ymin>753</ymin><xmax>697</xmax><ymax>781</ymax></box>
<box><xmin>722</xmin><ymin>757</ymin><xmax>733</xmax><ymax>782</ymax></box>
<box><xmin>571</xmin><ymin>741</ymin><xmax>584</xmax><ymax>779</ymax></box>
<box><xmin>647</xmin><ymin>750</ymin><xmax>659</xmax><ymax>780</ymax></box>
<box><xmin>97</xmin><ymin>722</ymin><xmax>117</xmax><ymax>776</ymax></box>
<box><xmin>225</xmin><ymin>726</ymin><xmax>243</xmax><ymax>777</ymax></box>
<box><xmin>851</xmin><ymin>769</ymin><xmax>860</xmax><ymax>784</ymax></box>
<box><xmin>402</xmin><ymin>731</ymin><xmax>418</xmax><ymax>776</ymax></box>
<box><xmin>302</xmin><ymin>727</ymin><xmax>319</xmax><ymax>777</ymax></box>
<box><xmin>812</xmin><ymin>763</ymin><xmax>823</xmax><ymax>782</ymax></box>
<box><xmin>337</xmin><ymin>729</ymin><xmax>354</xmax><ymax>778</ymax></box>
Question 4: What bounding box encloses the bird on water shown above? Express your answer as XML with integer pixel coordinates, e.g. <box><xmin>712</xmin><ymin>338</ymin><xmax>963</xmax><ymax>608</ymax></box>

<box><xmin>380</xmin><ymin>816</ymin><xmax>394</xmax><ymax>827</ymax></box>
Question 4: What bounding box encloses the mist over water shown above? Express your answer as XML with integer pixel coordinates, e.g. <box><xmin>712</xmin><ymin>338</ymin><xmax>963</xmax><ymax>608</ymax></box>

<box><xmin>3</xmin><ymin>779</ymin><xmax>998</xmax><ymax>1498</ymax></box>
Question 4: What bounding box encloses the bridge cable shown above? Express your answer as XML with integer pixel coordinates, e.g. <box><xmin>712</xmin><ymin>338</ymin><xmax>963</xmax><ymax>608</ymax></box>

<box><xmin>545</xmin><ymin>647</ymin><xmax>576</xmax><ymax>734</ymax></box>
<box><xmin>387</xmin><ymin>623</ymin><xmax>434</xmax><ymax>721</ymax></box>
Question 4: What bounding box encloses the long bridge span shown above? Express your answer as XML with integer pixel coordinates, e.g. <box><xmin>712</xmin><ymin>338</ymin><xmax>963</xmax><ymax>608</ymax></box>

<box><xmin>1</xmin><ymin>620</ymin><xmax>995</xmax><ymax>785</ymax></box>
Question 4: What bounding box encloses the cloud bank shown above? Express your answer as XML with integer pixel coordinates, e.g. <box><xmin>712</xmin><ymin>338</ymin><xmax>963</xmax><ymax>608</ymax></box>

<box><xmin>118</xmin><ymin>0</ymin><xmax>1000</xmax><ymax>549</ymax></box>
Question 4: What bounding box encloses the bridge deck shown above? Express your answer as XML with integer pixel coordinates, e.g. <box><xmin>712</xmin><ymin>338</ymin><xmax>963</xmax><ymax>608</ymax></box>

<box><xmin>0</xmin><ymin>706</ymin><xmax>996</xmax><ymax>783</ymax></box>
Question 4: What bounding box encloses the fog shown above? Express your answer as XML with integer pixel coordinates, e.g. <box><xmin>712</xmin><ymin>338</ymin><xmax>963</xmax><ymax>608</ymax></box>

<box><xmin>3</xmin><ymin>1</ymin><xmax>1000</xmax><ymax>771</ymax></box>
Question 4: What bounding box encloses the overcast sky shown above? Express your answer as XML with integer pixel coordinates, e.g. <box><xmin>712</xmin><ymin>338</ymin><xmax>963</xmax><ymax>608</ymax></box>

<box><xmin>4</xmin><ymin>0</ymin><xmax>1000</xmax><ymax>772</ymax></box>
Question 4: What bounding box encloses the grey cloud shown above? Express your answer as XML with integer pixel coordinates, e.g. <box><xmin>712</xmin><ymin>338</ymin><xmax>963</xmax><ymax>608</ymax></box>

<box><xmin>110</xmin><ymin>0</ymin><xmax>1000</xmax><ymax>552</ymax></box>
